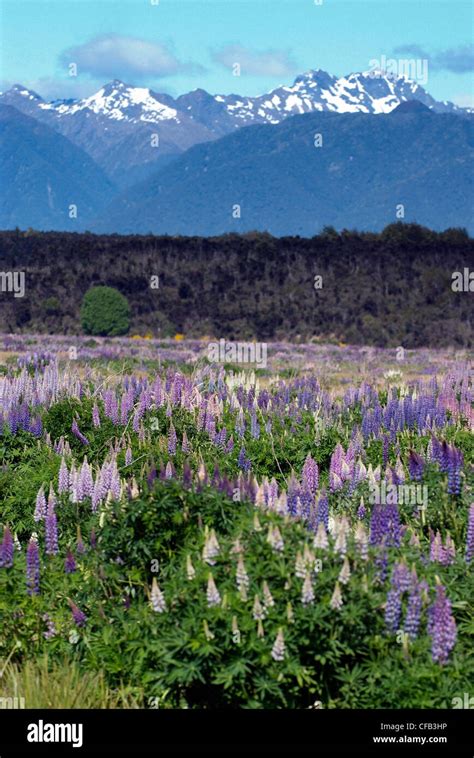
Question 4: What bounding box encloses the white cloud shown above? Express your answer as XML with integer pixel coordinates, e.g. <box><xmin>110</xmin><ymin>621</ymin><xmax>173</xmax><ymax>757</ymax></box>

<box><xmin>59</xmin><ymin>34</ymin><xmax>205</xmax><ymax>81</ymax></box>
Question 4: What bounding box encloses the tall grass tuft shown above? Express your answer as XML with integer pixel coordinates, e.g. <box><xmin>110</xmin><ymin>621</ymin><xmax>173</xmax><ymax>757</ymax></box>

<box><xmin>0</xmin><ymin>657</ymin><xmax>143</xmax><ymax>709</ymax></box>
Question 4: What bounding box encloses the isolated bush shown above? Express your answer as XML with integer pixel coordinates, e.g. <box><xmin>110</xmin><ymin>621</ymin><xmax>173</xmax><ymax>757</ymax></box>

<box><xmin>80</xmin><ymin>286</ymin><xmax>130</xmax><ymax>336</ymax></box>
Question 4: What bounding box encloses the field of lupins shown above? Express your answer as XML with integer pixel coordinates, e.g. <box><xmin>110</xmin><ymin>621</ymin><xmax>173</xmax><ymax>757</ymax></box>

<box><xmin>0</xmin><ymin>334</ymin><xmax>473</xmax><ymax>709</ymax></box>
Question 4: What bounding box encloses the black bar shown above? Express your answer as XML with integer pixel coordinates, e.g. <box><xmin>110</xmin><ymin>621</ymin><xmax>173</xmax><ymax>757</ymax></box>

<box><xmin>0</xmin><ymin>709</ymin><xmax>472</xmax><ymax>755</ymax></box>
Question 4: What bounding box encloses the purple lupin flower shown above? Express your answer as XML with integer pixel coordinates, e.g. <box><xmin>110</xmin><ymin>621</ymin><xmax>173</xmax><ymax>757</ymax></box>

<box><xmin>466</xmin><ymin>504</ymin><xmax>474</xmax><ymax>563</ymax></box>
<box><xmin>76</xmin><ymin>527</ymin><xmax>86</xmax><ymax>555</ymax></box>
<box><xmin>29</xmin><ymin>416</ymin><xmax>43</xmax><ymax>438</ymax></box>
<box><xmin>45</xmin><ymin>499</ymin><xmax>59</xmax><ymax>555</ymax></box>
<box><xmin>34</xmin><ymin>486</ymin><xmax>47</xmax><ymax>522</ymax></box>
<box><xmin>58</xmin><ymin>458</ymin><xmax>69</xmax><ymax>493</ymax></box>
<box><xmin>238</xmin><ymin>447</ymin><xmax>251</xmax><ymax>474</ymax></box>
<box><xmin>316</xmin><ymin>491</ymin><xmax>329</xmax><ymax>529</ymax></box>
<box><xmin>64</xmin><ymin>549</ymin><xmax>77</xmax><ymax>574</ymax></box>
<box><xmin>329</xmin><ymin>444</ymin><xmax>344</xmax><ymax>492</ymax></box>
<box><xmin>369</xmin><ymin>505</ymin><xmax>384</xmax><ymax>545</ymax></box>
<box><xmin>384</xmin><ymin>502</ymin><xmax>402</xmax><ymax>547</ymax></box>
<box><xmin>26</xmin><ymin>537</ymin><xmax>40</xmax><ymax>595</ymax></box>
<box><xmin>92</xmin><ymin>403</ymin><xmax>101</xmax><ymax>428</ymax></box>
<box><xmin>384</xmin><ymin>588</ymin><xmax>402</xmax><ymax>632</ymax></box>
<box><xmin>42</xmin><ymin>613</ymin><xmax>57</xmax><ymax>639</ymax></box>
<box><xmin>108</xmin><ymin>462</ymin><xmax>121</xmax><ymax>500</ymax></box>
<box><xmin>80</xmin><ymin>459</ymin><xmax>94</xmax><ymax>498</ymax></box>
<box><xmin>181</xmin><ymin>431</ymin><xmax>190</xmax><ymax>453</ymax></box>
<box><xmin>384</xmin><ymin>561</ymin><xmax>409</xmax><ymax>632</ymax></box>
<box><xmin>250</xmin><ymin>411</ymin><xmax>260</xmax><ymax>439</ymax></box>
<box><xmin>430</xmin><ymin>531</ymin><xmax>444</xmax><ymax>563</ymax></box>
<box><xmin>71</xmin><ymin>418</ymin><xmax>89</xmax><ymax>446</ymax></box>
<box><xmin>0</xmin><ymin>526</ymin><xmax>14</xmax><ymax>568</ymax></box>
<box><xmin>147</xmin><ymin>466</ymin><xmax>157</xmax><ymax>489</ymax></box>
<box><xmin>68</xmin><ymin>599</ymin><xmax>87</xmax><ymax>627</ymax></box>
<box><xmin>446</xmin><ymin>444</ymin><xmax>463</xmax><ymax>495</ymax></box>
<box><xmin>408</xmin><ymin>450</ymin><xmax>424</xmax><ymax>481</ymax></box>
<box><xmin>168</xmin><ymin>422</ymin><xmax>177</xmax><ymax>455</ymax></box>
<box><xmin>392</xmin><ymin>561</ymin><xmax>411</xmax><ymax>593</ymax></box>
<box><xmin>427</xmin><ymin>585</ymin><xmax>457</xmax><ymax>664</ymax></box>
<box><xmin>374</xmin><ymin>545</ymin><xmax>388</xmax><ymax>583</ymax></box>
<box><xmin>125</xmin><ymin>447</ymin><xmax>132</xmax><ymax>467</ymax></box>
<box><xmin>382</xmin><ymin>435</ymin><xmax>390</xmax><ymax>470</ymax></box>
<box><xmin>404</xmin><ymin>573</ymin><xmax>424</xmax><ymax>640</ymax></box>
<box><xmin>302</xmin><ymin>454</ymin><xmax>319</xmax><ymax>495</ymax></box>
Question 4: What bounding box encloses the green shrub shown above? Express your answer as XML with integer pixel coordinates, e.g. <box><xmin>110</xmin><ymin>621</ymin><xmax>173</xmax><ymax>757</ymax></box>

<box><xmin>42</xmin><ymin>297</ymin><xmax>60</xmax><ymax>316</ymax></box>
<box><xmin>80</xmin><ymin>286</ymin><xmax>130</xmax><ymax>337</ymax></box>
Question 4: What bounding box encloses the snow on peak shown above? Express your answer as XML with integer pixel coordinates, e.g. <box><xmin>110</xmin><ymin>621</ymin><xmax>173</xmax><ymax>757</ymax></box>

<box><xmin>9</xmin><ymin>84</ymin><xmax>43</xmax><ymax>101</ymax></box>
<box><xmin>39</xmin><ymin>81</ymin><xmax>179</xmax><ymax>123</ymax></box>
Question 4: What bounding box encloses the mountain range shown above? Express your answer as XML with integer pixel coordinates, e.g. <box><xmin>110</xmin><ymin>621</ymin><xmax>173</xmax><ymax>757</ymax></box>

<box><xmin>1</xmin><ymin>69</ymin><xmax>473</xmax><ymax>235</ymax></box>
<box><xmin>95</xmin><ymin>102</ymin><xmax>474</xmax><ymax>236</ymax></box>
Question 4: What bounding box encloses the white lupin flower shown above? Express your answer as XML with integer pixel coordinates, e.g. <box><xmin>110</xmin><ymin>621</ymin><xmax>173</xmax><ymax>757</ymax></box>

<box><xmin>271</xmin><ymin>628</ymin><xmax>286</xmax><ymax>661</ymax></box>
<box><xmin>150</xmin><ymin>578</ymin><xmax>166</xmax><ymax>613</ymax></box>
<box><xmin>206</xmin><ymin>573</ymin><xmax>221</xmax><ymax>607</ymax></box>
<box><xmin>304</xmin><ymin>544</ymin><xmax>316</xmax><ymax>569</ymax></box>
<box><xmin>354</xmin><ymin>523</ymin><xmax>368</xmax><ymax>560</ymax></box>
<box><xmin>334</xmin><ymin>529</ymin><xmax>348</xmax><ymax>556</ymax></box>
<box><xmin>186</xmin><ymin>554</ymin><xmax>196</xmax><ymax>580</ymax></box>
<box><xmin>270</xmin><ymin>526</ymin><xmax>284</xmax><ymax>552</ymax></box>
<box><xmin>275</xmin><ymin>493</ymin><xmax>288</xmax><ymax>516</ymax></box>
<box><xmin>338</xmin><ymin>557</ymin><xmax>351</xmax><ymax>585</ymax></box>
<box><xmin>236</xmin><ymin>555</ymin><xmax>249</xmax><ymax>590</ymax></box>
<box><xmin>255</xmin><ymin>484</ymin><xmax>266</xmax><ymax>508</ymax></box>
<box><xmin>301</xmin><ymin>572</ymin><xmax>315</xmax><ymax>605</ymax></box>
<box><xmin>203</xmin><ymin>528</ymin><xmax>220</xmax><ymax>565</ymax></box>
<box><xmin>330</xmin><ymin>581</ymin><xmax>343</xmax><ymax>610</ymax></box>
<box><xmin>295</xmin><ymin>551</ymin><xmax>306</xmax><ymax>579</ymax></box>
<box><xmin>262</xmin><ymin>581</ymin><xmax>274</xmax><ymax>609</ymax></box>
<box><xmin>252</xmin><ymin>594</ymin><xmax>265</xmax><ymax>621</ymax></box>
<box><xmin>313</xmin><ymin>522</ymin><xmax>329</xmax><ymax>550</ymax></box>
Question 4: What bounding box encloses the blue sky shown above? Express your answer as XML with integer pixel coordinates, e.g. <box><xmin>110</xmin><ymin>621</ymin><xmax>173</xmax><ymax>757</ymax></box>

<box><xmin>0</xmin><ymin>0</ymin><xmax>472</xmax><ymax>106</ymax></box>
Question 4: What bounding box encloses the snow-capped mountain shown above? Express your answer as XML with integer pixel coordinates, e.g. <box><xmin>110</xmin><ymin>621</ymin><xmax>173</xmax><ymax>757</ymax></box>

<box><xmin>0</xmin><ymin>69</ymin><xmax>470</xmax><ymax>188</ymax></box>
<box><xmin>0</xmin><ymin>81</ymin><xmax>216</xmax><ymax>187</ymax></box>
<box><xmin>208</xmin><ymin>69</ymin><xmax>468</xmax><ymax>126</ymax></box>
<box><xmin>40</xmin><ymin>80</ymin><xmax>181</xmax><ymax>124</ymax></box>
